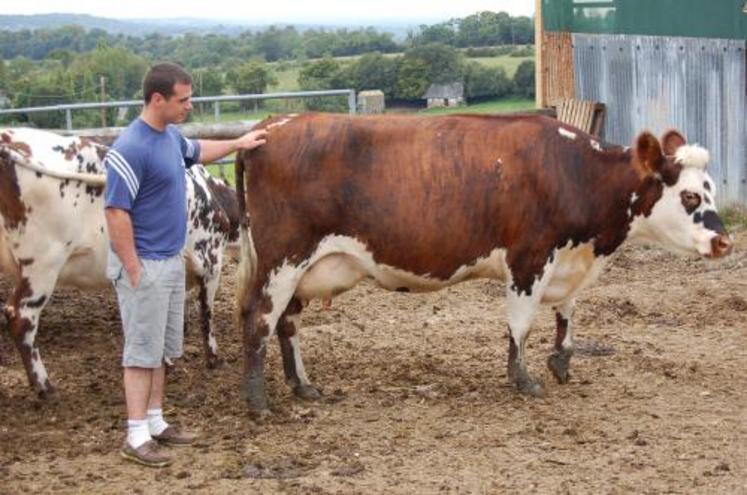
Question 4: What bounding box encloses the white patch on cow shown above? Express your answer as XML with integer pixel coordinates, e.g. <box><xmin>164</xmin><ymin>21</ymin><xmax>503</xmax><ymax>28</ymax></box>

<box><xmin>285</xmin><ymin>316</ymin><xmax>312</xmax><ymax>386</ymax></box>
<box><xmin>627</xmin><ymin>192</ymin><xmax>639</xmax><ymax>218</ymax></box>
<box><xmin>558</xmin><ymin>128</ymin><xmax>577</xmax><ymax>140</ymax></box>
<box><xmin>543</xmin><ymin>241</ymin><xmax>606</xmax><ymax>303</ymax></box>
<box><xmin>675</xmin><ymin>145</ymin><xmax>709</xmax><ymax>170</ymax></box>
<box><xmin>506</xmin><ymin>264</ymin><xmax>553</xmax><ymax>361</ymax></box>
<box><xmin>23</xmin><ymin>328</ymin><xmax>35</xmax><ymax>348</ymax></box>
<box><xmin>555</xmin><ymin>299</ymin><xmax>575</xmax><ymax>351</ymax></box>
<box><xmin>590</xmin><ymin>140</ymin><xmax>602</xmax><ymax>152</ymax></box>
<box><xmin>31</xmin><ymin>353</ymin><xmax>49</xmax><ymax>384</ymax></box>
<box><xmin>264</xmin><ymin>235</ymin><xmax>511</xmax><ymax>331</ymax></box>
<box><xmin>268</xmin><ymin>118</ymin><xmax>293</xmax><ymax>130</ymax></box>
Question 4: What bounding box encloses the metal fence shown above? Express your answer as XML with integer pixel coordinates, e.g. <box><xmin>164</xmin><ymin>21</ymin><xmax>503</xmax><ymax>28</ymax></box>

<box><xmin>0</xmin><ymin>89</ymin><xmax>357</xmax><ymax>130</ymax></box>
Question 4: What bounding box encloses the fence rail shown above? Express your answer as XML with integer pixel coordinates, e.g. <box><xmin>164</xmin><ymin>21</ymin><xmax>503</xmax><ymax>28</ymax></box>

<box><xmin>0</xmin><ymin>89</ymin><xmax>357</xmax><ymax>130</ymax></box>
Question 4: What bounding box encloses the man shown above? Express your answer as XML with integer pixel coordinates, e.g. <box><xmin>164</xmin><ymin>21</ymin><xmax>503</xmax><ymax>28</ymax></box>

<box><xmin>104</xmin><ymin>62</ymin><xmax>267</xmax><ymax>467</ymax></box>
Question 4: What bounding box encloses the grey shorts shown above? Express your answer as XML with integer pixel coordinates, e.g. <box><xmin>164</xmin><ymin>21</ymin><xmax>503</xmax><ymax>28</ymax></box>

<box><xmin>107</xmin><ymin>248</ymin><xmax>186</xmax><ymax>368</ymax></box>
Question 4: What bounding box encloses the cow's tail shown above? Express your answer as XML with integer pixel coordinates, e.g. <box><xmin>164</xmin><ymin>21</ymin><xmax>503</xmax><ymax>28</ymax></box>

<box><xmin>0</xmin><ymin>143</ymin><xmax>106</xmax><ymax>185</ymax></box>
<box><xmin>235</xmin><ymin>150</ymin><xmax>258</xmax><ymax>332</ymax></box>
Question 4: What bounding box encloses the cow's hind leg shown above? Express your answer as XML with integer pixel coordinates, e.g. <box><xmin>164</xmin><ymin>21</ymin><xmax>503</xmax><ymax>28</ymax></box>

<box><xmin>277</xmin><ymin>297</ymin><xmax>320</xmax><ymax>400</ymax></box>
<box><xmin>547</xmin><ymin>299</ymin><xmax>575</xmax><ymax>384</ymax></box>
<box><xmin>7</xmin><ymin>268</ymin><xmax>58</xmax><ymax>397</ymax></box>
<box><xmin>197</xmin><ymin>275</ymin><xmax>223</xmax><ymax>369</ymax></box>
<box><xmin>240</xmin><ymin>268</ymin><xmax>300</xmax><ymax>417</ymax></box>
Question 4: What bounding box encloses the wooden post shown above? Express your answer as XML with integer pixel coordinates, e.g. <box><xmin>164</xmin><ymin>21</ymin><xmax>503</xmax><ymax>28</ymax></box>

<box><xmin>535</xmin><ymin>0</ymin><xmax>545</xmax><ymax>108</ymax></box>
<box><xmin>100</xmin><ymin>76</ymin><xmax>107</xmax><ymax>127</ymax></box>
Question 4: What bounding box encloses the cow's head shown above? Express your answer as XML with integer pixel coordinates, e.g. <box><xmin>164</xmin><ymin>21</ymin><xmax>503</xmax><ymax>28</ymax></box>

<box><xmin>630</xmin><ymin>130</ymin><xmax>732</xmax><ymax>259</ymax></box>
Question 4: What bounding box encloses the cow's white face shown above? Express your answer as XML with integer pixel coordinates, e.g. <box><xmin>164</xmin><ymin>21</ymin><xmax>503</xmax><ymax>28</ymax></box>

<box><xmin>631</xmin><ymin>131</ymin><xmax>732</xmax><ymax>259</ymax></box>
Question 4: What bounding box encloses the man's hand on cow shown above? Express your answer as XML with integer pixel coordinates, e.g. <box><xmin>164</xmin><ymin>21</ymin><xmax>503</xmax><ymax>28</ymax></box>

<box><xmin>234</xmin><ymin>129</ymin><xmax>268</xmax><ymax>151</ymax></box>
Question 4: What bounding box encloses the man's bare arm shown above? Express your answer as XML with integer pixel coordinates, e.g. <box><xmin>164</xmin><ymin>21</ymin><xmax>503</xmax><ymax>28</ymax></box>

<box><xmin>105</xmin><ymin>207</ymin><xmax>142</xmax><ymax>288</ymax></box>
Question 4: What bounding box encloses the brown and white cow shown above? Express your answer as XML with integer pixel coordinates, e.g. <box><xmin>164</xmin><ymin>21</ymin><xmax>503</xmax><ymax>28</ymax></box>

<box><xmin>235</xmin><ymin>113</ymin><xmax>732</xmax><ymax>414</ymax></box>
<box><xmin>0</xmin><ymin>127</ymin><xmax>240</xmax><ymax>396</ymax></box>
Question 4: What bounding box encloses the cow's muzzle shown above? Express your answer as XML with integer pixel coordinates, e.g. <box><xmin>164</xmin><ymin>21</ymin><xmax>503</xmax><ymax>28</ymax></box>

<box><xmin>708</xmin><ymin>234</ymin><xmax>733</xmax><ymax>259</ymax></box>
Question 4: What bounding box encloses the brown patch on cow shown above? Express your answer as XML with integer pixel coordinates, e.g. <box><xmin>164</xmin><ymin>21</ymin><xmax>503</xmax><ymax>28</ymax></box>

<box><xmin>0</xmin><ymin>150</ymin><xmax>29</xmax><ymax>229</ymax></box>
<box><xmin>53</xmin><ymin>142</ymin><xmax>79</xmax><ymax>161</ymax></box>
<box><xmin>554</xmin><ymin>312</ymin><xmax>569</xmax><ymax>350</ymax></box>
<box><xmin>6</xmin><ymin>140</ymin><xmax>32</xmax><ymax>158</ymax></box>
<box><xmin>241</xmin><ymin>113</ymin><xmax>671</xmax><ymax>295</ymax></box>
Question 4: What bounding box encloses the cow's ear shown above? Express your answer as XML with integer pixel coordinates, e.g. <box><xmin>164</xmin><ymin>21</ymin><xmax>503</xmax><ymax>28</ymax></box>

<box><xmin>661</xmin><ymin>129</ymin><xmax>687</xmax><ymax>156</ymax></box>
<box><xmin>634</xmin><ymin>131</ymin><xmax>664</xmax><ymax>176</ymax></box>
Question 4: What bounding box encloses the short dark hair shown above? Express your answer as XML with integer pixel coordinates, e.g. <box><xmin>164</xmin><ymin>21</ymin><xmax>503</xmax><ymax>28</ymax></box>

<box><xmin>143</xmin><ymin>62</ymin><xmax>192</xmax><ymax>104</ymax></box>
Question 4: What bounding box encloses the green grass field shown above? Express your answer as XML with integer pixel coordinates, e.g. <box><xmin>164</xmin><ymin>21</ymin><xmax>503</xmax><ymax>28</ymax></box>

<box><xmin>469</xmin><ymin>55</ymin><xmax>534</xmax><ymax>77</ymax></box>
<box><xmin>419</xmin><ymin>96</ymin><xmax>535</xmax><ymax>115</ymax></box>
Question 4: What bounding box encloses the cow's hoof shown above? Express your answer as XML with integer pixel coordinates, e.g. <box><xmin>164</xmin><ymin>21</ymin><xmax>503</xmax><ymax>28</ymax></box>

<box><xmin>294</xmin><ymin>384</ymin><xmax>322</xmax><ymax>401</ymax></box>
<box><xmin>242</xmin><ymin>375</ymin><xmax>269</xmax><ymax>414</ymax></box>
<box><xmin>248</xmin><ymin>407</ymin><xmax>273</xmax><ymax>422</ymax></box>
<box><xmin>36</xmin><ymin>385</ymin><xmax>58</xmax><ymax>401</ymax></box>
<box><xmin>517</xmin><ymin>380</ymin><xmax>545</xmax><ymax>398</ymax></box>
<box><xmin>206</xmin><ymin>355</ymin><xmax>225</xmax><ymax>370</ymax></box>
<box><xmin>547</xmin><ymin>351</ymin><xmax>572</xmax><ymax>384</ymax></box>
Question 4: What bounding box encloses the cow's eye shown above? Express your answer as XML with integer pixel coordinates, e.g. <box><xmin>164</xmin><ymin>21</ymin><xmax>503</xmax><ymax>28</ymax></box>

<box><xmin>680</xmin><ymin>191</ymin><xmax>701</xmax><ymax>214</ymax></box>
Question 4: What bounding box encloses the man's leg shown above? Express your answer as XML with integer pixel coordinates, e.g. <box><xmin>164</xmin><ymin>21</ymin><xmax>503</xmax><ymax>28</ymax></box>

<box><xmin>150</xmin><ymin>255</ymin><xmax>196</xmax><ymax>446</ymax></box>
<box><xmin>124</xmin><ymin>367</ymin><xmax>154</xmax><ymax>447</ymax></box>
<box><xmin>115</xmin><ymin>259</ymin><xmax>173</xmax><ymax>466</ymax></box>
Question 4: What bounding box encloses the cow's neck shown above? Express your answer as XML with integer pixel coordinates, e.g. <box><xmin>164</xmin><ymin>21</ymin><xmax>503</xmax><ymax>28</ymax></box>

<box><xmin>587</xmin><ymin>153</ymin><xmax>662</xmax><ymax>257</ymax></box>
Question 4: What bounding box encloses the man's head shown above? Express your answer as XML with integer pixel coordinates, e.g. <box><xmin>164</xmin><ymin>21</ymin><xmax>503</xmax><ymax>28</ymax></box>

<box><xmin>142</xmin><ymin>62</ymin><xmax>193</xmax><ymax>124</ymax></box>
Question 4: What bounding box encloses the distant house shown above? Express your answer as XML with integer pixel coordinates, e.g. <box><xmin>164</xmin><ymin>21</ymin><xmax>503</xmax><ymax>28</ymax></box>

<box><xmin>423</xmin><ymin>82</ymin><xmax>464</xmax><ymax>108</ymax></box>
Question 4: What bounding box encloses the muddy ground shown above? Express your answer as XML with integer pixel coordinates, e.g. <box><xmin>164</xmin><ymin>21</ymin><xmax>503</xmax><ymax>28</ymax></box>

<box><xmin>0</xmin><ymin>233</ymin><xmax>745</xmax><ymax>494</ymax></box>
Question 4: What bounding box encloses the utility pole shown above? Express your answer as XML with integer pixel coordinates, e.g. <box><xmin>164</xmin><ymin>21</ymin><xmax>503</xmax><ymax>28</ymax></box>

<box><xmin>100</xmin><ymin>75</ymin><xmax>107</xmax><ymax>127</ymax></box>
<box><xmin>534</xmin><ymin>0</ymin><xmax>544</xmax><ymax>108</ymax></box>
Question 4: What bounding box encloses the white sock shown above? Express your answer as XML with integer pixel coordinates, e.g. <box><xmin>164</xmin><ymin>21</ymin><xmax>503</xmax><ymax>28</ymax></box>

<box><xmin>147</xmin><ymin>408</ymin><xmax>170</xmax><ymax>436</ymax></box>
<box><xmin>127</xmin><ymin>419</ymin><xmax>152</xmax><ymax>449</ymax></box>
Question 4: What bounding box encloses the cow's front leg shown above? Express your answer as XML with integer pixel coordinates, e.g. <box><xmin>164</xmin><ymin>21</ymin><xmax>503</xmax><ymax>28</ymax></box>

<box><xmin>505</xmin><ymin>281</ymin><xmax>551</xmax><ymax>398</ymax></box>
<box><xmin>276</xmin><ymin>297</ymin><xmax>321</xmax><ymax>400</ymax></box>
<box><xmin>547</xmin><ymin>299</ymin><xmax>575</xmax><ymax>384</ymax></box>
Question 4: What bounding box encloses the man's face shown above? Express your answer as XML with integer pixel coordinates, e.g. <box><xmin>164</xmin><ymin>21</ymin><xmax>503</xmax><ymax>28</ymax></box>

<box><xmin>154</xmin><ymin>82</ymin><xmax>193</xmax><ymax>124</ymax></box>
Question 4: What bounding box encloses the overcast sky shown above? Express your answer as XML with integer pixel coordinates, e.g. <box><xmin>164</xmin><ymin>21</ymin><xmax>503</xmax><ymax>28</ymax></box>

<box><xmin>5</xmin><ymin>1</ymin><xmax>535</xmax><ymax>23</ymax></box>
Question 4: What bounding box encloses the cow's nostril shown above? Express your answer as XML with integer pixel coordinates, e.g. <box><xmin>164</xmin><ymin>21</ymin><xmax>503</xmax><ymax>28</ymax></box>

<box><xmin>714</xmin><ymin>235</ymin><xmax>733</xmax><ymax>256</ymax></box>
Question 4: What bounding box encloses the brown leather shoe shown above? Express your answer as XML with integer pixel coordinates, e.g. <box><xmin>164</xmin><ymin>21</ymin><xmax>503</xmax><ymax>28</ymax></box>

<box><xmin>152</xmin><ymin>425</ymin><xmax>197</xmax><ymax>447</ymax></box>
<box><xmin>120</xmin><ymin>440</ymin><xmax>172</xmax><ymax>467</ymax></box>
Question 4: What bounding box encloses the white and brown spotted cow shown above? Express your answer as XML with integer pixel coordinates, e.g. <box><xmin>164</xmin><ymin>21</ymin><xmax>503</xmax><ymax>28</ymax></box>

<box><xmin>0</xmin><ymin>127</ymin><xmax>239</xmax><ymax>397</ymax></box>
<box><xmin>234</xmin><ymin>113</ymin><xmax>732</xmax><ymax>415</ymax></box>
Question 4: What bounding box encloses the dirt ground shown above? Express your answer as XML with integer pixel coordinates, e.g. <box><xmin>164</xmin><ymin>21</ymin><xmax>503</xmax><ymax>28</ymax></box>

<box><xmin>0</xmin><ymin>232</ymin><xmax>745</xmax><ymax>495</ymax></box>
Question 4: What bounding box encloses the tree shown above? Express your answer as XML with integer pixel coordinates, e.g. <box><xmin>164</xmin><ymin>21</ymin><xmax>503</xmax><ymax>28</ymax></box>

<box><xmin>512</xmin><ymin>60</ymin><xmax>535</xmax><ymax>98</ymax></box>
<box><xmin>297</xmin><ymin>57</ymin><xmax>351</xmax><ymax>111</ymax></box>
<box><xmin>463</xmin><ymin>62</ymin><xmax>512</xmax><ymax>100</ymax></box>
<box><xmin>394</xmin><ymin>57</ymin><xmax>429</xmax><ymax>100</ymax></box>
<box><xmin>349</xmin><ymin>52</ymin><xmax>398</xmax><ymax>96</ymax></box>
<box><xmin>402</xmin><ymin>43</ymin><xmax>463</xmax><ymax>85</ymax></box>
<box><xmin>226</xmin><ymin>60</ymin><xmax>277</xmax><ymax>110</ymax></box>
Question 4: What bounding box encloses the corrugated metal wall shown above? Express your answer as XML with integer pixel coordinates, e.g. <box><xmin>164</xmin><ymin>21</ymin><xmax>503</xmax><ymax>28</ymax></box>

<box><xmin>573</xmin><ymin>34</ymin><xmax>747</xmax><ymax>206</ymax></box>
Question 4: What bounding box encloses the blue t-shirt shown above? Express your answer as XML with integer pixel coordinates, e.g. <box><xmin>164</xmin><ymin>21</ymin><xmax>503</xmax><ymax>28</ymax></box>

<box><xmin>104</xmin><ymin>118</ymin><xmax>201</xmax><ymax>259</ymax></box>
